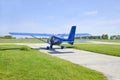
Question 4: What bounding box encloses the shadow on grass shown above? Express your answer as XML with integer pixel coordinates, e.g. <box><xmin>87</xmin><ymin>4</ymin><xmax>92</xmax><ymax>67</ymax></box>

<box><xmin>0</xmin><ymin>48</ymin><xmax>22</xmax><ymax>51</ymax></box>
<box><xmin>0</xmin><ymin>47</ymin><xmax>31</xmax><ymax>51</ymax></box>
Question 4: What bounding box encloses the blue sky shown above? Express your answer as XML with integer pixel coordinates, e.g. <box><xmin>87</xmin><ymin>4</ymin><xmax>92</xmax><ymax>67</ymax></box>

<box><xmin>0</xmin><ymin>0</ymin><xmax>120</xmax><ymax>36</ymax></box>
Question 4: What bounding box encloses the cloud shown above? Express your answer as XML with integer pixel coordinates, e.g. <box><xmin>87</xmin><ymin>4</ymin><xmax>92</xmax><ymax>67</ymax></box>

<box><xmin>84</xmin><ymin>10</ymin><xmax>98</xmax><ymax>16</ymax></box>
<box><xmin>73</xmin><ymin>18</ymin><xmax>120</xmax><ymax>35</ymax></box>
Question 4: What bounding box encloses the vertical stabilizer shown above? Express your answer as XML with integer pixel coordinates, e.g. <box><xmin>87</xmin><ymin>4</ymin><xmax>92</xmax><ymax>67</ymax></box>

<box><xmin>68</xmin><ymin>26</ymin><xmax>76</xmax><ymax>44</ymax></box>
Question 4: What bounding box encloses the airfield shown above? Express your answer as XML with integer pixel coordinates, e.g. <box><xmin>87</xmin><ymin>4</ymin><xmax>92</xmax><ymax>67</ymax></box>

<box><xmin>0</xmin><ymin>40</ymin><xmax>120</xmax><ymax>80</ymax></box>
<box><xmin>26</xmin><ymin>42</ymin><xmax>120</xmax><ymax>80</ymax></box>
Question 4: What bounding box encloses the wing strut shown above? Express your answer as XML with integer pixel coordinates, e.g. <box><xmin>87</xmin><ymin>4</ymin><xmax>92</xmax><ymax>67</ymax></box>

<box><xmin>31</xmin><ymin>35</ymin><xmax>47</xmax><ymax>43</ymax></box>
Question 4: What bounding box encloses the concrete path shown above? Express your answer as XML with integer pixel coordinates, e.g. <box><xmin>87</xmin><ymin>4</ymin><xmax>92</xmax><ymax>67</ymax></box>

<box><xmin>26</xmin><ymin>44</ymin><xmax>120</xmax><ymax>80</ymax></box>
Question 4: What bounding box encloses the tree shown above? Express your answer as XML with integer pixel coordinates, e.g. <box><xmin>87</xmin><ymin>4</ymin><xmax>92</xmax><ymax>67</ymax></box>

<box><xmin>4</xmin><ymin>35</ymin><xmax>12</xmax><ymax>39</ymax></box>
<box><xmin>102</xmin><ymin>34</ymin><xmax>108</xmax><ymax>40</ymax></box>
<box><xmin>110</xmin><ymin>35</ymin><xmax>120</xmax><ymax>40</ymax></box>
<box><xmin>4</xmin><ymin>35</ymin><xmax>15</xmax><ymax>39</ymax></box>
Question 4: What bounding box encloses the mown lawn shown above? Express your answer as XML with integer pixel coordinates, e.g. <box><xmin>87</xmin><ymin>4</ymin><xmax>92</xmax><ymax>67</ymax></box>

<box><xmin>93</xmin><ymin>40</ymin><xmax>120</xmax><ymax>43</ymax></box>
<box><xmin>63</xmin><ymin>44</ymin><xmax>120</xmax><ymax>57</ymax></box>
<box><xmin>0</xmin><ymin>38</ymin><xmax>46</xmax><ymax>43</ymax></box>
<box><xmin>0</xmin><ymin>45</ymin><xmax>106</xmax><ymax>80</ymax></box>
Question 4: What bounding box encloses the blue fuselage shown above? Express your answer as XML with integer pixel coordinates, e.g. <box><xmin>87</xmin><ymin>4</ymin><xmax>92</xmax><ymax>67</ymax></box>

<box><xmin>47</xmin><ymin>36</ymin><xmax>63</xmax><ymax>45</ymax></box>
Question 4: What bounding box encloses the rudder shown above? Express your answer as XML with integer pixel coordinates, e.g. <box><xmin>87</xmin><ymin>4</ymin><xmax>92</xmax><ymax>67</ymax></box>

<box><xmin>68</xmin><ymin>26</ymin><xmax>76</xmax><ymax>45</ymax></box>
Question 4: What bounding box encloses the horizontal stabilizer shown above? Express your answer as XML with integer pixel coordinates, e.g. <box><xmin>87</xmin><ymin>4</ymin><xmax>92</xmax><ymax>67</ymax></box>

<box><xmin>75</xmin><ymin>33</ymin><xmax>91</xmax><ymax>37</ymax></box>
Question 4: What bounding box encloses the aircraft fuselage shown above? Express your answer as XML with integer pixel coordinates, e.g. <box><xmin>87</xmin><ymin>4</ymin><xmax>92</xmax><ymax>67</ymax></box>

<box><xmin>47</xmin><ymin>36</ymin><xmax>62</xmax><ymax>45</ymax></box>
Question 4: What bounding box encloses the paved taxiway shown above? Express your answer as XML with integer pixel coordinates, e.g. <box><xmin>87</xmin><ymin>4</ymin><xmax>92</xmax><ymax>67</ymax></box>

<box><xmin>26</xmin><ymin>44</ymin><xmax>120</xmax><ymax>80</ymax></box>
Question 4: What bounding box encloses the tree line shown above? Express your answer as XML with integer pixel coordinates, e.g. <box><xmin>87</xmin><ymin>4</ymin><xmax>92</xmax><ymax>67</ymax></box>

<box><xmin>0</xmin><ymin>34</ymin><xmax>120</xmax><ymax>40</ymax></box>
<box><xmin>75</xmin><ymin>34</ymin><xmax>120</xmax><ymax>40</ymax></box>
<box><xmin>0</xmin><ymin>35</ymin><xmax>16</xmax><ymax>39</ymax></box>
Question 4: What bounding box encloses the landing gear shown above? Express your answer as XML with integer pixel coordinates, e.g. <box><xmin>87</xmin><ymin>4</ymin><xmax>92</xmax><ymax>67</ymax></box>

<box><xmin>46</xmin><ymin>46</ymin><xmax>50</xmax><ymax>49</ymax></box>
<box><xmin>46</xmin><ymin>45</ymin><xmax>64</xmax><ymax>49</ymax></box>
<box><xmin>61</xmin><ymin>46</ymin><xmax>64</xmax><ymax>49</ymax></box>
<box><xmin>50</xmin><ymin>45</ymin><xmax>53</xmax><ymax>49</ymax></box>
<box><xmin>46</xmin><ymin>45</ymin><xmax>53</xmax><ymax>50</ymax></box>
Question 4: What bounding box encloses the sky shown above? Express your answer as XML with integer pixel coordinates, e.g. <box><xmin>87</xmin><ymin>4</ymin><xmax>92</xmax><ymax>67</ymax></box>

<box><xmin>0</xmin><ymin>0</ymin><xmax>120</xmax><ymax>36</ymax></box>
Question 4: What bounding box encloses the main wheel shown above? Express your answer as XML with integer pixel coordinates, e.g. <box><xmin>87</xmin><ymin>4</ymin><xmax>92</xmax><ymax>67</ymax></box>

<box><xmin>61</xmin><ymin>46</ymin><xmax>64</xmax><ymax>49</ymax></box>
<box><xmin>46</xmin><ymin>46</ymin><xmax>50</xmax><ymax>49</ymax></box>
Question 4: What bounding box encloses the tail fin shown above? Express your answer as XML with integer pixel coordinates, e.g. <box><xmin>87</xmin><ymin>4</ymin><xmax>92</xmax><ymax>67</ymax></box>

<box><xmin>68</xmin><ymin>26</ymin><xmax>76</xmax><ymax>45</ymax></box>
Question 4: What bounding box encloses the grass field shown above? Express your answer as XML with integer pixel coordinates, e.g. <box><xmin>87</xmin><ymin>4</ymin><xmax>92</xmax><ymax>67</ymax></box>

<box><xmin>93</xmin><ymin>40</ymin><xmax>120</xmax><ymax>43</ymax></box>
<box><xmin>0</xmin><ymin>45</ymin><xmax>106</xmax><ymax>80</ymax></box>
<box><xmin>0</xmin><ymin>38</ymin><xmax>46</xmax><ymax>43</ymax></box>
<box><xmin>63</xmin><ymin>44</ymin><xmax>120</xmax><ymax>57</ymax></box>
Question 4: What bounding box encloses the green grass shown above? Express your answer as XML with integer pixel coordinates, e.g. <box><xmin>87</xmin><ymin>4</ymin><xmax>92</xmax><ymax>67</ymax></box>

<box><xmin>0</xmin><ymin>38</ymin><xmax>46</xmax><ymax>43</ymax></box>
<box><xmin>63</xmin><ymin>44</ymin><xmax>120</xmax><ymax>57</ymax></box>
<box><xmin>0</xmin><ymin>45</ymin><xmax>106</xmax><ymax>80</ymax></box>
<box><xmin>92</xmin><ymin>40</ymin><xmax>120</xmax><ymax>43</ymax></box>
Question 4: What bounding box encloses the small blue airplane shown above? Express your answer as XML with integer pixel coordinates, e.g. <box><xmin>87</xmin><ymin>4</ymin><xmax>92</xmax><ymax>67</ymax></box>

<box><xmin>9</xmin><ymin>26</ymin><xmax>76</xmax><ymax>49</ymax></box>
